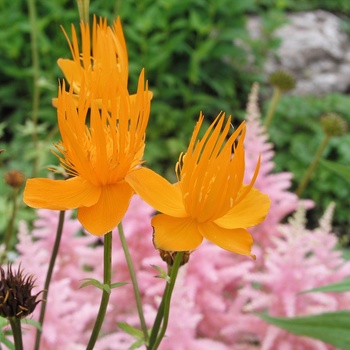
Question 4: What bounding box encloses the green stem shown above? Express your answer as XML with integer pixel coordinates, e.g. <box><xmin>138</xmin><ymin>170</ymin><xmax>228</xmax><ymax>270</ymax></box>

<box><xmin>148</xmin><ymin>295</ymin><xmax>165</xmax><ymax>347</ymax></box>
<box><xmin>264</xmin><ymin>87</ymin><xmax>282</xmax><ymax>129</ymax></box>
<box><xmin>86</xmin><ymin>231</ymin><xmax>112</xmax><ymax>350</ymax></box>
<box><xmin>149</xmin><ymin>252</ymin><xmax>184</xmax><ymax>350</ymax></box>
<box><xmin>9</xmin><ymin>317</ymin><xmax>23</xmax><ymax>350</ymax></box>
<box><xmin>2</xmin><ymin>188</ymin><xmax>19</xmax><ymax>262</ymax></box>
<box><xmin>118</xmin><ymin>222</ymin><xmax>149</xmax><ymax>344</ymax></box>
<box><xmin>34</xmin><ymin>210</ymin><xmax>65</xmax><ymax>350</ymax></box>
<box><xmin>296</xmin><ymin>134</ymin><xmax>331</xmax><ymax>197</ymax></box>
<box><xmin>27</xmin><ymin>0</ymin><xmax>40</xmax><ymax>178</ymax></box>
<box><xmin>76</xmin><ymin>0</ymin><xmax>90</xmax><ymax>23</ymax></box>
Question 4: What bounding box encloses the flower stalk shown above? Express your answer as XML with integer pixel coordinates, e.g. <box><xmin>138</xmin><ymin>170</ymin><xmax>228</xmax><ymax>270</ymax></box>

<box><xmin>34</xmin><ymin>210</ymin><xmax>66</xmax><ymax>350</ymax></box>
<box><xmin>27</xmin><ymin>0</ymin><xmax>40</xmax><ymax>178</ymax></box>
<box><xmin>76</xmin><ymin>0</ymin><xmax>90</xmax><ymax>23</ymax></box>
<box><xmin>296</xmin><ymin>113</ymin><xmax>347</xmax><ymax>197</ymax></box>
<box><xmin>264</xmin><ymin>70</ymin><xmax>296</xmax><ymax>129</ymax></box>
<box><xmin>264</xmin><ymin>87</ymin><xmax>281</xmax><ymax>129</ymax></box>
<box><xmin>3</xmin><ymin>188</ymin><xmax>20</xmax><ymax>262</ymax></box>
<box><xmin>118</xmin><ymin>222</ymin><xmax>149</xmax><ymax>344</ymax></box>
<box><xmin>148</xmin><ymin>251</ymin><xmax>184</xmax><ymax>350</ymax></box>
<box><xmin>9</xmin><ymin>317</ymin><xmax>23</xmax><ymax>350</ymax></box>
<box><xmin>296</xmin><ymin>134</ymin><xmax>330</xmax><ymax>197</ymax></box>
<box><xmin>86</xmin><ymin>231</ymin><xmax>112</xmax><ymax>350</ymax></box>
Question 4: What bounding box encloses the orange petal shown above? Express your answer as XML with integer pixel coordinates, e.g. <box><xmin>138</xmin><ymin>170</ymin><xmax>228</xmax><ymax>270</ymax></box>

<box><xmin>152</xmin><ymin>214</ymin><xmax>202</xmax><ymax>251</ymax></box>
<box><xmin>126</xmin><ymin>168</ymin><xmax>187</xmax><ymax>217</ymax></box>
<box><xmin>78</xmin><ymin>181</ymin><xmax>134</xmax><ymax>235</ymax></box>
<box><xmin>57</xmin><ymin>58</ymin><xmax>83</xmax><ymax>91</ymax></box>
<box><xmin>23</xmin><ymin>177</ymin><xmax>101</xmax><ymax>210</ymax></box>
<box><xmin>199</xmin><ymin>221</ymin><xmax>254</xmax><ymax>257</ymax></box>
<box><xmin>52</xmin><ymin>93</ymin><xmax>79</xmax><ymax>108</ymax></box>
<box><xmin>214</xmin><ymin>188</ymin><xmax>271</xmax><ymax>229</ymax></box>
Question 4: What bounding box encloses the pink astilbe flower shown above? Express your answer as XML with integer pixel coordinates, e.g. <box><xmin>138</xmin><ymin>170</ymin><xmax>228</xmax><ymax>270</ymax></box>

<box><xmin>244</xmin><ymin>83</ymin><xmax>312</xmax><ymax>249</ymax></box>
<box><xmin>234</xmin><ymin>203</ymin><xmax>350</xmax><ymax>350</ymax></box>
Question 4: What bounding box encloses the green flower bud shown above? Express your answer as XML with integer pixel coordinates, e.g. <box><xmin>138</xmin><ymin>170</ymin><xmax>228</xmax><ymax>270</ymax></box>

<box><xmin>268</xmin><ymin>70</ymin><xmax>296</xmax><ymax>92</ymax></box>
<box><xmin>320</xmin><ymin>113</ymin><xmax>348</xmax><ymax>137</ymax></box>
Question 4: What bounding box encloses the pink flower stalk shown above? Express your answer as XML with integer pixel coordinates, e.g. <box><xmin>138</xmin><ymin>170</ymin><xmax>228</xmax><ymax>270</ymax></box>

<box><xmin>233</xmin><ymin>204</ymin><xmax>350</xmax><ymax>350</ymax></box>
<box><xmin>243</xmin><ymin>83</ymin><xmax>312</xmax><ymax>250</ymax></box>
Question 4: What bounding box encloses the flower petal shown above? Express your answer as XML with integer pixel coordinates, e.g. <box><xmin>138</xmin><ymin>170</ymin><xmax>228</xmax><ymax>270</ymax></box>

<box><xmin>23</xmin><ymin>177</ymin><xmax>101</xmax><ymax>210</ymax></box>
<box><xmin>199</xmin><ymin>221</ymin><xmax>254</xmax><ymax>257</ymax></box>
<box><xmin>152</xmin><ymin>214</ymin><xmax>202</xmax><ymax>251</ymax></box>
<box><xmin>57</xmin><ymin>58</ymin><xmax>83</xmax><ymax>93</ymax></box>
<box><xmin>126</xmin><ymin>168</ymin><xmax>187</xmax><ymax>217</ymax></box>
<box><xmin>214</xmin><ymin>188</ymin><xmax>271</xmax><ymax>229</ymax></box>
<box><xmin>78</xmin><ymin>181</ymin><xmax>134</xmax><ymax>235</ymax></box>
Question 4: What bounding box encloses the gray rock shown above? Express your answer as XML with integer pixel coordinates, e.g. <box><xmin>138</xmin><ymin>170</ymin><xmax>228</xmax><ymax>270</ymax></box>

<box><xmin>248</xmin><ymin>10</ymin><xmax>350</xmax><ymax>95</ymax></box>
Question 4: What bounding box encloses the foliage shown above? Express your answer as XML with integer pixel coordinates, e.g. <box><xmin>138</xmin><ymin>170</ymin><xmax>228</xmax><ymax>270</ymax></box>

<box><xmin>265</xmin><ymin>93</ymin><xmax>350</xmax><ymax>238</ymax></box>
<box><xmin>301</xmin><ymin>277</ymin><xmax>350</xmax><ymax>293</ymax></box>
<box><xmin>258</xmin><ymin>311</ymin><xmax>350</xmax><ymax>349</ymax></box>
<box><xmin>0</xmin><ymin>0</ymin><xmax>284</xmax><ymax>182</ymax></box>
<box><xmin>321</xmin><ymin>159</ymin><xmax>350</xmax><ymax>184</ymax></box>
<box><xmin>118</xmin><ymin>0</ymin><xmax>283</xmax><ymax>175</ymax></box>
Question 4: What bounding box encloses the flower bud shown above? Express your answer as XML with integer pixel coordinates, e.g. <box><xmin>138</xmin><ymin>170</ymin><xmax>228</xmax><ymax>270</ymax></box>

<box><xmin>158</xmin><ymin>249</ymin><xmax>191</xmax><ymax>267</ymax></box>
<box><xmin>4</xmin><ymin>170</ymin><xmax>25</xmax><ymax>189</ymax></box>
<box><xmin>0</xmin><ymin>264</ymin><xmax>43</xmax><ymax>319</ymax></box>
<box><xmin>268</xmin><ymin>69</ymin><xmax>296</xmax><ymax>92</ymax></box>
<box><xmin>320</xmin><ymin>113</ymin><xmax>348</xmax><ymax>137</ymax></box>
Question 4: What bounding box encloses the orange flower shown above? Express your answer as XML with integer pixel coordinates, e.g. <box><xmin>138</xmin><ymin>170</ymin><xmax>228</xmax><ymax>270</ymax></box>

<box><xmin>126</xmin><ymin>113</ymin><xmax>271</xmax><ymax>257</ymax></box>
<box><xmin>24</xmin><ymin>69</ymin><xmax>151</xmax><ymax>235</ymax></box>
<box><xmin>52</xmin><ymin>17</ymin><xmax>130</xmax><ymax>107</ymax></box>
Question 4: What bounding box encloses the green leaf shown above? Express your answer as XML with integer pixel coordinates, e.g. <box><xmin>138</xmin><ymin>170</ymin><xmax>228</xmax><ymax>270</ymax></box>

<box><xmin>110</xmin><ymin>282</ymin><xmax>128</xmax><ymax>289</ymax></box>
<box><xmin>102</xmin><ymin>284</ymin><xmax>111</xmax><ymax>294</ymax></box>
<box><xmin>0</xmin><ymin>317</ymin><xmax>14</xmax><ymax>350</ymax></box>
<box><xmin>301</xmin><ymin>278</ymin><xmax>350</xmax><ymax>294</ymax></box>
<box><xmin>320</xmin><ymin>159</ymin><xmax>350</xmax><ymax>184</ymax></box>
<box><xmin>117</xmin><ymin>322</ymin><xmax>144</xmax><ymax>340</ymax></box>
<box><xmin>79</xmin><ymin>278</ymin><xmax>104</xmax><ymax>291</ymax></box>
<box><xmin>0</xmin><ymin>337</ymin><xmax>14</xmax><ymax>350</ymax></box>
<box><xmin>341</xmin><ymin>248</ymin><xmax>350</xmax><ymax>261</ymax></box>
<box><xmin>22</xmin><ymin>318</ymin><xmax>42</xmax><ymax>331</ymax></box>
<box><xmin>257</xmin><ymin>311</ymin><xmax>350</xmax><ymax>349</ymax></box>
<box><xmin>151</xmin><ymin>264</ymin><xmax>170</xmax><ymax>282</ymax></box>
<box><xmin>129</xmin><ymin>339</ymin><xmax>145</xmax><ymax>350</ymax></box>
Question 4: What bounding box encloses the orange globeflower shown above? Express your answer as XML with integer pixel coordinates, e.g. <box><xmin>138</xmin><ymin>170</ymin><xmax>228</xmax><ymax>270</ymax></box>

<box><xmin>126</xmin><ymin>114</ymin><xmax>271</xmax><ymax>257</ymax></box>
<box><xmin>52</xmin><ymin>17</ymin><xmax>129</xmax><ymax>108</ymax></box>
<box><xmin>24</xmin><ymin>70</ymin><xmax>151</xmax><ymax>235</ymax></box>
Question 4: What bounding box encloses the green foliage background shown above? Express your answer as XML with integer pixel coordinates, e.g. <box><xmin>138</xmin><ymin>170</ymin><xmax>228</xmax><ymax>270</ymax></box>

<box><xmin>0</xmin><ymin>0</ymin><xmax>350</xmax><ymax>238</ymax></box>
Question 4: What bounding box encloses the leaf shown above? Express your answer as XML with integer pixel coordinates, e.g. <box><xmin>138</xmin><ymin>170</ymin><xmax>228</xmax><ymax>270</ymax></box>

<box><xmin>0</xmin><ymin>318</ymin><xmax>14</xmax><ymax>350</ymax></box>
<box><xmin>320</xmin><ymin>159</ymin><xmax>350</xmax><ymax>184</ymax></box>
<box><xmin>110</xmin><ymin>281</ymin><xmax>128</xmax><ymax>289</ymax></box>
<box><xmin>257</xmin><ymin>311</ymin><xmax>350</xmax><ymax>349</ymax></box>
<box><xmin>0</xmin><ymin>337</ymin><xmax>15</xmax><ymax>350</ymax></box>
<box><xmin>341</xmin><ymin>248</ymin><xmax>350</xmax><ymax>261</ymax></box>
<box><xmin>79</xmin><ymin>278</ymin><xmax>104</xmax><ymax>291</ymax></box>
<box><xmin>151</xmin><ymin>264</ymin><xmax>170</xmax><ymax>282</ymax></box>
<box><xmin>129</xmin><ymin>339</ymin><xmax>145</xmax><ymax>350</ymax></box>
<box><xmin>117</xmin><ymin>322</ymin><xmax>144</xmax><ymax>340</ymax></box>
<box><xmin>300</xmin><ymin>278</ymin><xmax>350</xmax><ymax>294</ymax></box>
<box><xmin>102</xmin><ymin>284</ymin><xmax>111</xmax><ymax>294</ymax></box>
<box><xmin>22</xmin><ymin>318</ymin><xmax>42</xmax><ymax>331</ymax></box>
